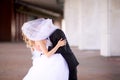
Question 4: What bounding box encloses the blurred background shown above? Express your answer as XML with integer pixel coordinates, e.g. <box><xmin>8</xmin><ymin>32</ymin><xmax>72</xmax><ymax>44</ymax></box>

<box><xmin>0</xmin><ymin>0</ymin><xmax>120</xmax><ymax>80</ymax></box>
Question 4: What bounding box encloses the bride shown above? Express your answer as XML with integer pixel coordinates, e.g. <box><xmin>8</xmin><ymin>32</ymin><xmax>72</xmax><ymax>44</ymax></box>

<box><xmin>21</xmin><ymin>18</ymin><xmax>69</xmax><ymax>80</ymax></box>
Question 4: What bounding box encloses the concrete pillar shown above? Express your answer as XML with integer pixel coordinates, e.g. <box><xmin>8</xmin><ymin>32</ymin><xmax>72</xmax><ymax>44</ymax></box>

<box><xmin>64</xmin><ymin>0</ymin><xmax>80</xmax><ymax>46</ymax></box>
<box><xmin>108</xmin><ymin>0</ymin><xmax>120</xmax><ymax>56</ymax></box>
<box><xmin>101</xmin><ymin>0</ymin><xmax>120</xmax><ymax>56</ymax></box>
<box><xmin>64</xmin><ymin>0</ymin><xmax>101</xmax><ymax>49</ymax></box>
<box><xmin>78</xmin><ymin>0</ymin><xmax>101</xmax><ymax>50</ymax></box>
<box><xmin>100</xmin><ymin>0</ymin><xmax>110</xmax><ymax>56</ymax></box>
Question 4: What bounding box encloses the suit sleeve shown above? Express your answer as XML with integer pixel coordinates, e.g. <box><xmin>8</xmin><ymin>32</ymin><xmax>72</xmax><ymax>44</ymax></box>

<box><xmin>49</xmin><ymin>29</ymin><xmax>79</xmax><ymax>70</ymax></box>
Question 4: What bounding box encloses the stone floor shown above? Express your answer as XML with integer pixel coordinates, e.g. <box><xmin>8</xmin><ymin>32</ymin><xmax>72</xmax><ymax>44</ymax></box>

<box><xmin>0</xmin><ymin>42</ymin><xmax>120</xmax><ymax>80</ymax></box>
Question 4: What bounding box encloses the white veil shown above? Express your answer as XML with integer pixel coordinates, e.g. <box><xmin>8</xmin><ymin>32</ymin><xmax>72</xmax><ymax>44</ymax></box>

<box><xmin>21</xmin><ymin>18</ymin><xmax>58</xmax><ymax>41</ymax></box>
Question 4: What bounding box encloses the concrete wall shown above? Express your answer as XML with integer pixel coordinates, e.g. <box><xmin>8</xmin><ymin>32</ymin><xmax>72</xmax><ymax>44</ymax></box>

<box><xmin>64</xmin><ymin>0</ymin><xmax>120</xmax><ymax>56</ymax></box>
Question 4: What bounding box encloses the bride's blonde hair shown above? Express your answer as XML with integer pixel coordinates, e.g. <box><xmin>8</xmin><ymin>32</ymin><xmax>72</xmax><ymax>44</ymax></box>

<box><xmin>22</xmin><ymin>33</ymin><xmax>35</xmax><ymax>49</ymax></box>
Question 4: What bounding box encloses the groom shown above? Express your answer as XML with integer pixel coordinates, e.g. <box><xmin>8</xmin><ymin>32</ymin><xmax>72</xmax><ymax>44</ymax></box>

<box><xmin>48</xmin><ymin>29</ymin><xmax>79</xmax><ymax>80</ymax></box>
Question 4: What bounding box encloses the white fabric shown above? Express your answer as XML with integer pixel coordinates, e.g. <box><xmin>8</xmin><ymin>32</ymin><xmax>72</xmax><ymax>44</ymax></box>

<box><xmin>23</xmin><ymin>39</ymin><xmax>69</xmax><ymax>80</ymax></box>
<box><xmin>21</xmin><ymin>18</ymin><xmax>58</xmax><ymax>41</ymax></box>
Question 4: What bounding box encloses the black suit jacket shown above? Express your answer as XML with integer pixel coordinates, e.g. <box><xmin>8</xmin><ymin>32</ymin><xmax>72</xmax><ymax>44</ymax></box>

<box><xmin>48</xmin><ymin>29</ymin><xmax>79</xmax><ymax>70</ymax></box>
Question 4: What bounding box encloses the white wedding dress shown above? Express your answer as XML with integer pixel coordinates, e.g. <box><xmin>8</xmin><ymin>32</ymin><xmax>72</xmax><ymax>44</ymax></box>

<box><xmin>23</xmin><ymin>39</ymin><xmax>69</xmax><ymax>80</ymax></box>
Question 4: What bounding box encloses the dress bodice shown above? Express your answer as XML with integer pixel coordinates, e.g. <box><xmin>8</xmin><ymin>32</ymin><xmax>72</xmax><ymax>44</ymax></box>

<box><xmin>32</xmin><ymin>50</ymin><xmax>42</xmax><ymax>59</ymax></box>
<box><xmin>32</xmin><ymin>38</ymin><xmax>52</xmax><ymax>59</ymax></box>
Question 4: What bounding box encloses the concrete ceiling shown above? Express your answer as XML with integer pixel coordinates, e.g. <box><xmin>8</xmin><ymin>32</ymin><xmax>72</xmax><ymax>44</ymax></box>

<box><xmin>21</xmin><ymin>0</ymin><xmax>62</xmax><ymax>11</ymax></box>
<box><xmin>18</xmin><ymin>0</ymin><xmax>64</xmax><ymax>15</ymax></box>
